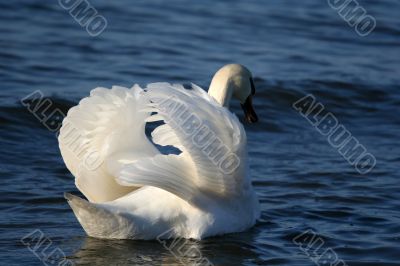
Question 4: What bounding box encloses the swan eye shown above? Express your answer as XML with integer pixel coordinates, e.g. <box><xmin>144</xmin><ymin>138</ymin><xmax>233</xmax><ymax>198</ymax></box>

<box><xmin>250</xmin><ymin>78</ymin><xmax>256</xmax><ymax>96</ymax></box>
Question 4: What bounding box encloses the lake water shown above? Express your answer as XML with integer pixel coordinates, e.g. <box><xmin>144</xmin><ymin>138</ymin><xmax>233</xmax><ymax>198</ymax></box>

<box><xmin>1</xmin><ymin>0</ymin><xmax>399</xmax><ymax>265</ymax></box>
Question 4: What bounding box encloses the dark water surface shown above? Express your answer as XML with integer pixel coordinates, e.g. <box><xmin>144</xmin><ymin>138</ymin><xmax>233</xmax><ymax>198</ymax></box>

<box><xmin>1</xmin><ymin>0</ymin><xmax>399</xmax><ymax>265</ymax></box>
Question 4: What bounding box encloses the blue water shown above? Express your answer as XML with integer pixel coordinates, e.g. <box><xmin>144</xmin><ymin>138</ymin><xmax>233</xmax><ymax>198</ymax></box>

<box><xmin>1</xmin><ymin>0</ymin><xmax>399</xmax><ymax>265</ymax></box>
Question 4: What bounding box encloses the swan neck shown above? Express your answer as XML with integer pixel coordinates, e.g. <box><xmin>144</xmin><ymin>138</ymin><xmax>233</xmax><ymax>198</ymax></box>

<box><xmin>208</xmin><ymin>80</ymin><xmax>233</xmax><ymax>107</ymax></box>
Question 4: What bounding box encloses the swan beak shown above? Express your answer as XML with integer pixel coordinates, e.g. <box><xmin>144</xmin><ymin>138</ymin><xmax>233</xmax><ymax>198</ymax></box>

<box><xmin>241</xmin><ymin>95</ymin><xmax>258</xmax><ymax>123</ymax></box>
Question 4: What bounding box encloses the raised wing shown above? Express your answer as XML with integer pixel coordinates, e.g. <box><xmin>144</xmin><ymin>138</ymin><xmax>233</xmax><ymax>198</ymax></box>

<box><xmin>58</xmin><ymin>85</ymin><xmax>159</xmax><ymax>203</ymax></box>
<box><xmin>117</xmin><ymin>83</ymin><xmax>247</xmax><ymax>203</ymax></box>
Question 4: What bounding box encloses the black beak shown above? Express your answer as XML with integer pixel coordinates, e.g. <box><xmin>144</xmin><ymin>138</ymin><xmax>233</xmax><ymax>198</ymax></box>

<box><xmin>241</xmin><ymin>95</ymin><xmax>258</xmax><ymax>123</ymax></box>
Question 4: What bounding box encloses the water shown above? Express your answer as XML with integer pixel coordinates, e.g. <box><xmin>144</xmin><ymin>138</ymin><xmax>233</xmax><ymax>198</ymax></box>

<box><xmin>1</xmin><ymin>0</ymin><xmax>399</xmax><ymax>265</ymax></box>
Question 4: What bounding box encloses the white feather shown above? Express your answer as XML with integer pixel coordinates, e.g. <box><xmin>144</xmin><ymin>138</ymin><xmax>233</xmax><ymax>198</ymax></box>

<box><xmin>60</xmin><ymin>64</ymin><xmax>260</xmax><ymax>240</ymax></box>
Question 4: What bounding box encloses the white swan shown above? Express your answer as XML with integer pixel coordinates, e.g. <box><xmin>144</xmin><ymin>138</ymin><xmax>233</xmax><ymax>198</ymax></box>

<box><xmin>59</xmin><ymin>64</ymin><xmax>260</xmax><ymax>240</ymax></box>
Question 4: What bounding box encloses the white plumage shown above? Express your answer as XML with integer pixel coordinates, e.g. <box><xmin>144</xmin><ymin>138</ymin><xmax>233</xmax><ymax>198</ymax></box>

<box><xmin>59</xmin><ymin>64</ymin><xmax>260</xmax><ymax>240</ymax></box>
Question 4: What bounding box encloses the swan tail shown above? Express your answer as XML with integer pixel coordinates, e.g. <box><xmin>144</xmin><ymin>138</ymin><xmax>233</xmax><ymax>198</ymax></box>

<box><xmin>64</xmin><ymin>193</ymin><xmax>135</xmax><ymax>239</ymax></box>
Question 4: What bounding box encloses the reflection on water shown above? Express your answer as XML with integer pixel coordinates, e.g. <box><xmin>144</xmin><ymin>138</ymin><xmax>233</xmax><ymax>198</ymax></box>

<box><xmin>72</xmin><ymin>231</ymin><xmax>262</xmax><ymax>266</ymax></box>
<box><xmin>74</xmin><ymin>237</ymin><xmax>174</xmax><ymax>265</ymax></box>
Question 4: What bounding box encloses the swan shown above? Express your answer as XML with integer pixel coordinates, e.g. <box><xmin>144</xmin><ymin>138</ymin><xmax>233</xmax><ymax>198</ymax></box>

<box><xmin>59</xmin><ymin>64</ymin><xmax>260</xmax><ymax>240</ymax></box>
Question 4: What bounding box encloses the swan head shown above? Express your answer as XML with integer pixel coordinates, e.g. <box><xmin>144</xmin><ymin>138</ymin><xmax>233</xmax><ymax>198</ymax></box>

<box><xmin>208</xmin><ymin>64</ymin><xmax>258</xmax><ymax>123</ymax></box>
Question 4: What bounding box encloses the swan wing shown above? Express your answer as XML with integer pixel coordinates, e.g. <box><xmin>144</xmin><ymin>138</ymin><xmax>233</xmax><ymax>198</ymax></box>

<box><xmin>118</xmin><ymin>83</ymin><xmax>247</xmax><ymax>202</ymax></box>
<box><xmin>58</xmin><ymin>85</ymin><xmax>159</xmax><ymax>203</ymax></box>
